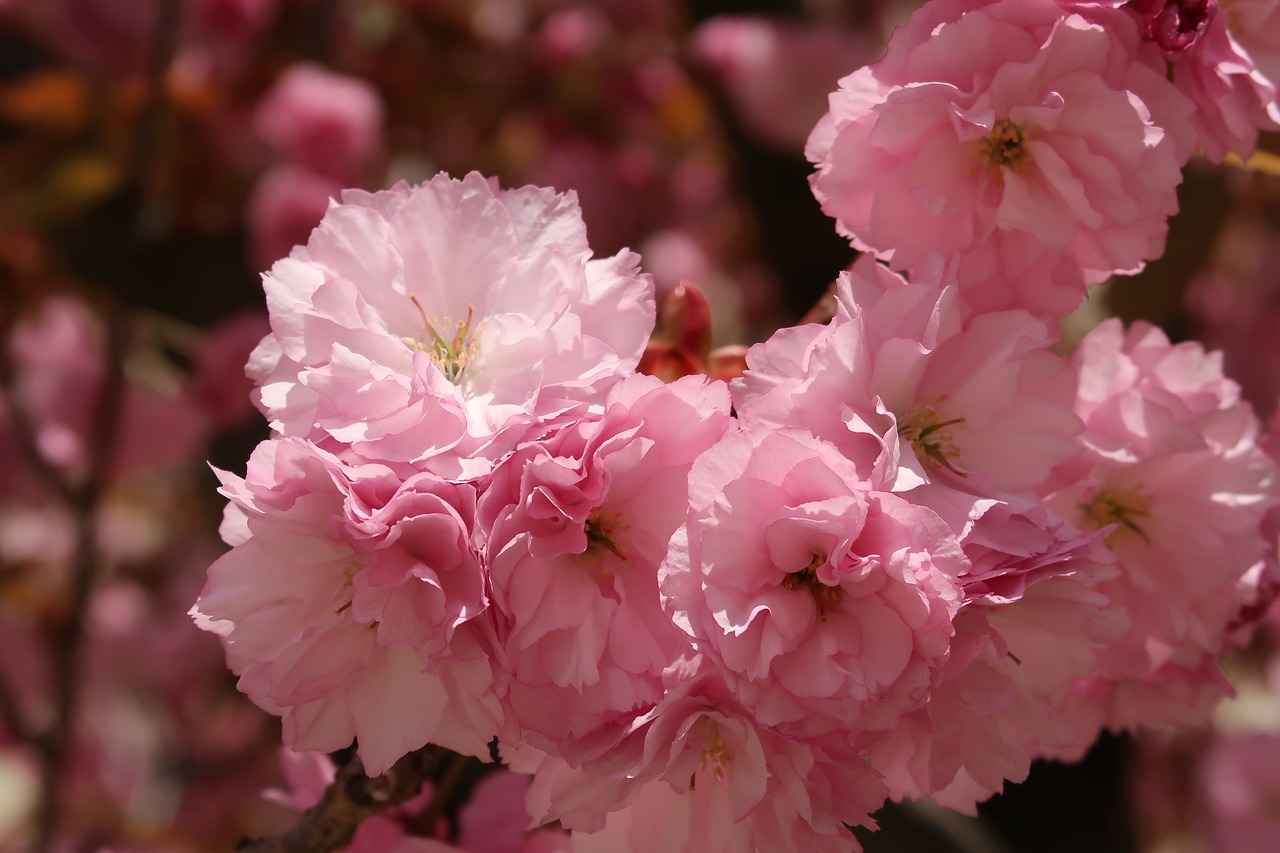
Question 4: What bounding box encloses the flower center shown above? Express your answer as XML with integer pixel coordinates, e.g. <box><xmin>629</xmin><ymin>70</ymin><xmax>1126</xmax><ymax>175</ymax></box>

<box><xmin>699</xmin><ymin>724</ymin><xmax>732</xmax><ymax>781</ymax></box>
<box><xmin>404</xmin><ymin>293</ymin><xmax>482</xmax><ymax>384</ymax></box>
<box><xmin>978</xmin><ymin>119</ymin><xmax>1030</xmax><ymax>174</ymax></box>
<box><xmin>1080</xmin><ymin>485</ymin><xmax>1153</xmax><ymax>544</ymax></box>
<box><xmin>581</xmin><ymin>509</ymin><xmax>627</xmax><ymax>562</ymax></box>
<box><xmin>782</xmin><ymin>553</ymin><xmax>842</xmax><ymax>622</ymax></box>
<box><xmin>897</xmin><ymin>403</ymin><xmax>967</xmax><ymax>477</ymax></box>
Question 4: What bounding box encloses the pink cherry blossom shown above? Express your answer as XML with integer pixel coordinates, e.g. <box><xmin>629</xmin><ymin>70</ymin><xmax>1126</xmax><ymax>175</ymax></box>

<box><xmin>732</xmin><ymin>257</ymin><xmax>1082</xmax><ymax>496</ymax></box>
<box><xmin>807</xmin><ymin>0</ymin><xmax>1193</xmax><ymax>317</ymax></box>
<box><xmin>248</xmin><ymin>172</ymin><xmax>655</xmax><ymax>479</ymax></box>
<box><xmin>527</xmin><ymin>657</ymin><xmax>887</xmax><ymax>853</ymax></box>
<box><xmin>480</xmin><ymin>374</ymin><xmax>730</xmax><ymax>756</ymax></box>
<box><xmin>660</xmin><ymin>427</ymin><xmax>966</xmax><ymax>740</ymax></box>
<box><xmin>1166</xmin><ymin>0</ymin><xmax>1280</xmax><ymax>160</ymax></box>
<box><xmin>1070</xmin><ymin>0</ymin><xmax>1280</xmax><ymax>160</ymax></box>
<box><xmin>254</xmin><ymin>63</ymin><xmax>384</xmax><ymax>183</ymax></box>
<box><xmin>191</xmin><ymin>438</ymin><xmax>503</xmax><ymax>774</ymax></box>
<box><xmin>1045</xmin><ymin>319</ymin><xmax>1280</xmax><ymax>729</ymax></box>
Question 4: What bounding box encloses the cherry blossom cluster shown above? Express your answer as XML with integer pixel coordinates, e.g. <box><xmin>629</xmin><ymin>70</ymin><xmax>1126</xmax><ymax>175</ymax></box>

<box><xmin>192</xmin><ymin>1</ymin><xmax>1280</xmax><ymax>850</ymax></box>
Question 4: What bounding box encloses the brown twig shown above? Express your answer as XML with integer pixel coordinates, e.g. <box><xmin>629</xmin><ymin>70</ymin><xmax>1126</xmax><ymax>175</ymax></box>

<box><xmin>237</xmin><ymin>746</ymin><xmax>450</xmax><ymax>853</ymax></box>
<box><xmin>29</xmin><ymin>309</ymin><xmax>129</xmax><ymax>853</ymax></box>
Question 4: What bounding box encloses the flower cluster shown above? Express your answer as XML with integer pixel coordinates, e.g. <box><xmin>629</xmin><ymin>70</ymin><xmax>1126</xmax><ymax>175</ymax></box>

<box><xmin>193</xmin><ymin>1</ymin><xmax>1280</xmax><ymax>850</ymax></box>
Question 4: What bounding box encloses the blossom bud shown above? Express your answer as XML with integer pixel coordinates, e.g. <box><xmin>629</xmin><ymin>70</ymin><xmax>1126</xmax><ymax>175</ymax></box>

<box><xmin>707</xmin><ymin>345</ymin><xmax>748</xmax><ymax>382</ymax></box>
<box><xmin>661</xmin><ymin>281</ymin><xmax>713</xmax><ymax>363</ymax></box>
<box><xmin>637</xmin><ymin>340</ymin><xmax>701</xmax><ymax>382</ymax></box>
<box><xmin>1135</xmin><ymin>0</ymin><xmax>1217</xmax><ymax>53</ymax></box>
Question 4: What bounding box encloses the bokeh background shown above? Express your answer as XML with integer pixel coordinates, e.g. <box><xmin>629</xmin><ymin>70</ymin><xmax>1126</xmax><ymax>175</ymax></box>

<box><xmin>1</xmin><ymin>1</ymin><xmax>1279</xmax><ymax>851</ymax></box>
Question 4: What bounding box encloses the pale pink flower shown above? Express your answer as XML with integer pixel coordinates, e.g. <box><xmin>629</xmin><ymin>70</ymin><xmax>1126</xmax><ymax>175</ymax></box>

<box><xmin>191</xmin><ymin>438</ymin><xmax>503</xmax><ymax>774</ymax></box>
<box><xmin>689</xmin><ymin>16</ymin><xmax>871</xmax><ymax>153</ymax></box>
<box><xmin>1045</xmin><ymin>319</ymin><xmax>1280</xmax><ymax>728</ymax></box>
<box><xmin>807</xmin><ymin>0</ymin><xmax>1192</xmax><ymax>317</ymax></box>
<box><xmin>346</xmin><ymin>471</ymin><xmax>488</xmax><ymax>665</ymax></box>
<box><xmin>254</xmin><ymin>63</ymin><xmax>383</xmax><ymax>182</ymax></box>
<box><xmin>732</xmin><ymin>257</ymin><xmax>1082</xmax><ymax>496</ymax></box>
<box><xmin>660</xmin><ymin>427</ymin><xmax>965</xmax><ymax>740</ymax></box>
<box><xmin>867</xmin><ymin>569</ymin><xmax>1125</xmax><ymax>810</ymax></box>
<box><xmin>248</xmin><ymin>172</ymin><xmax>655</xmax><ymax>479</ymax></box>
<box><xmin>480</xmin><ymin>374</ymin><xmax>731</xmax><ymax>755</ymax></box>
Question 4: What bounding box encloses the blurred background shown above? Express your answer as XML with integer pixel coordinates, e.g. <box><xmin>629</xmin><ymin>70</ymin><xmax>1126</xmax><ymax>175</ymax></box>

<box><xmin>0</xmin><ymin>1</ymin><xmax>1278</xmax><ymax>851</ymax></box>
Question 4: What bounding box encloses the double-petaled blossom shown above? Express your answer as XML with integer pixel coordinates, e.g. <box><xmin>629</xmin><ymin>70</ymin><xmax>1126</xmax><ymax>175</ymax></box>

<box><xmin>248</xmin><ymin>172</ymin><xmax>654</xmax><ymax>480</ymax></box>
<box><xmin>1044</xmin><ymin>318</ymin><xmax>1280</xmax><ymax>729</ymax></box>
<box><xmin>1069</xmin><ymin>0</ymin><xmax>1280</xmax><ymax>160</ymax></box>
<box><xmin>479</xmin><ymin>374</ymin><xmax>731</xmax><ymax>757</ymax></box>
<box><xmin>659</xmin><ymin>427</ymin><xmax>966</xmax><ymax>741</ymax></box>
<box><xmin>521</xmin><ymin>657</ymin><xmax>888</xmax><ymax>853</ymax></box>
<box><xmin>865</xmin><ymin>485</ymin><xmax>1125</xmax><ymax>809</ymax></box>
<box><xmin>190</xmin><ymin>439</ymin><xmax>503</xmax><ymax>774</ymax></box>
<box><xmin>807</xmin><ymin>0</ymin><xmax>1193</xmax><ymax>318</ymax></box>
<box><xmin>732</xmin><ymin>257</ymin><xmax>1082</xmax><ymax>497</ymax></box>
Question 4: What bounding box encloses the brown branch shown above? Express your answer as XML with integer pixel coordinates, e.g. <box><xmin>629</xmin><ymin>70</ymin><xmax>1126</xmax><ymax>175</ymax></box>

<box><xmin>237</xmin><ymin>746</ymin><xmax>450</xmax><ymax>853</ymax></box>
<box><xmin>29</xmin><ymin>309</ymin><xmax>129</xmax><ymax>853</ymax></box>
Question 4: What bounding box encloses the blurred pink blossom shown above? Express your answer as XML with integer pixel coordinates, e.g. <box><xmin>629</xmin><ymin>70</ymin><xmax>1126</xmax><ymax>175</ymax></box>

<box><xmin>253</xmin><ymin>62</ymin><xmax>384</xmax><ymax>183</ymax></box>
<box><xmin>245</xmin><ymin>164</ymin><xmax>343</xmax><ymax>271</ymax></box>
<box><xmin>690</xmin><ymin>16</ymin><xmax>870</xmax><ymax>152</ymax></box>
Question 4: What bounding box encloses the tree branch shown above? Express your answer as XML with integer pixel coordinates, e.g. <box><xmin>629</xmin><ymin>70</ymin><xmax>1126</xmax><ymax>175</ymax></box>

<box><xmin>237</xmin><ymin>746</ymin><xmax>450</xmax><ymax>853</ymax></box>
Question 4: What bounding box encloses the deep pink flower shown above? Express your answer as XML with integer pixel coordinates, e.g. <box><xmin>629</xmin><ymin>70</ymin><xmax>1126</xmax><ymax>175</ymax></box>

<box><xmin>480</xmin><ymin>374</ymin><xmax>731</xmax><ymax>755</ymax></box>
<box><xmin>732</xmin><ymin>257</ymin><xmax>1082</xmax><ymax>497</ymax></box>
<box><xmin>807</xmin><ymin>0</ymin><xmax>1192</xmax><ymax>317</ymax></box>
<box><xmin>660</xmin><ymin>428</ymin><xmax>965</xmax><ymax>739</ymax></box>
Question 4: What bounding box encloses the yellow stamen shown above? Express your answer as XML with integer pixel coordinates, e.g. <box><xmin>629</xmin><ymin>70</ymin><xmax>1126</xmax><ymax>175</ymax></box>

<box><xmin>898</xmin><ymin>403</ymin><xmax>967</xmax><ymax>477</ymax></box>
<box><xmin>1080</xmin><ymin>485</ymin><xmax>1153</xmax><ymax>545</ymax></box>
<box><xmin>978</xmin><ymin>118</ymin><xmax>1030</xmax><ymax>175</ymax></box>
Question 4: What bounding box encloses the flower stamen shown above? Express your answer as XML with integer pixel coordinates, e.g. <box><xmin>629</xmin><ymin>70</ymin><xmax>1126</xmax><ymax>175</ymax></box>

<box><xmin>978</xmin><ymin>118</ymin><xmax>1030</xmax><ymax>174</ymax></box>
<box><xmin>580</xmin><ymin>509</ymin><xmax>627</xmax><ymax>563</ymax></box>
<box><xmin>404</xmin><ymin>293</ymin><xmax>481</xmax><ymax>383</ymax></box>
<box><xmin>898</xmin><ymin>404</ymin><xmax>967</xmax><ymax>477</ymax></box>
<box><xmin>783</xmin><ymin>553</ymin><xmax>842</xmax><ymax>623</ymax></box>
<box><xmin>1080</xmin><ymin>485</ymin><xmax>1154</xmax><ymax>544</ymax></box>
